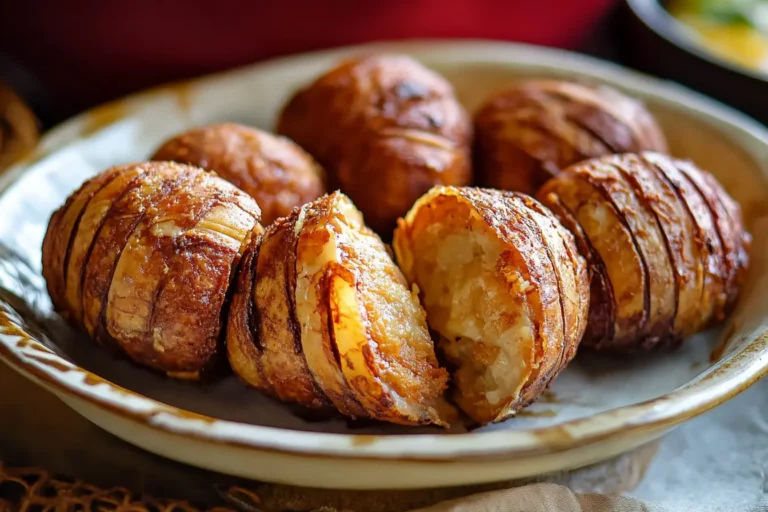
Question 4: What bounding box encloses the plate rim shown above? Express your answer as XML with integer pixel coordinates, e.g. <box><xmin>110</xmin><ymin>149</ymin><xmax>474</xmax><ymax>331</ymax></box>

<box><xmin>1</xmin><ymin>39</ymin><xmax>767</xmax><ymax>462</ymax></box>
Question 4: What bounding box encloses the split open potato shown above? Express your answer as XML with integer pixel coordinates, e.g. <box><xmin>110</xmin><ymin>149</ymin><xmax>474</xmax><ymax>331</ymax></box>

<box><xmin>393</xmin><ymin>186</ymin><xmax>589</xmax><ymax>424</ymax></box>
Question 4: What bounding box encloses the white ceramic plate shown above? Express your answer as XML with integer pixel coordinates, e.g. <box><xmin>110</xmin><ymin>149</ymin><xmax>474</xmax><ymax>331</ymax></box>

<box><xmin>0</xmin><ymin>41</ymin><xmax>767</xmax><ymax>490</ymax></box>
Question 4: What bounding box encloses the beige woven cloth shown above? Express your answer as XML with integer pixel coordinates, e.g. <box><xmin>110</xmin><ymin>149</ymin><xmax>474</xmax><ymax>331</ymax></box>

<box><xmin>412</xmin><ymin>483</ymin><xmax>656</xmax><ymax>511</ymax></box>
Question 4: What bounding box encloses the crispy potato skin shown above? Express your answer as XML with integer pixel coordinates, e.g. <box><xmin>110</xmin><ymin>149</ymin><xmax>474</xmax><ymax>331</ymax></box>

<box><xmin>277</xmin><ymin>55</ymin><xmax>472</xmax><ymax>235</ymax></box>
<box><xmin>42</xmin><ymin>162</ymin><xmax>263</xmax><ymax>378</ymax></box>
<box><xmin>538</xmin><ymin>152</ymin><xmax>751</xmax><ymax>350</ymax></box>
<box><xmin>152</xmin><ymin>123</ymin><xmax>326</xmax><ymax>225</ymax></box>
<box><xmin>227</xmin><ymin>191</ymin><xmax>450</xmax><ymax>426</ymax></box>
<box><xmin>474</xmin><ymin>80</ymin><xmax>668</xmax><ymax>195</ymax></box>
<box><xmin>393</xmin><ymin>186</ymin><xmax>589</xmax><ymax>424</ymax></box>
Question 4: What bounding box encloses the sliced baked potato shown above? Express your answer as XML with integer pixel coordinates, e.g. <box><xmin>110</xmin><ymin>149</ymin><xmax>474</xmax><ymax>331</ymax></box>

<box><xmin>227</xmin><ymin>191</ymin><xmax>450</xmax><ymax>426</ymax></box>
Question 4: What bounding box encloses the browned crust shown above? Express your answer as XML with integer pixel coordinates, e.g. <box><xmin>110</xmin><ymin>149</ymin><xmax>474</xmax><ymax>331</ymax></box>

<box><xmin>394</xmin><ymin>186</ymin><xmax>588</xmax><ymax>424</ymax></box>
<box><xmin>520</xmin><ymin>196</ymin><xmax>589</xmax><ymax>372</ymax></box>
<box><xmin>583</xmin><ymin>157</ymin><xmax>677</xmax><ymax>349</ymax></box>
<box><xmin>44</xmin><ymin>162</ymin><xmax>262</xmax><ymax>379</ymax></box>
<box><xmin>227</xmin><ymin>231</ymin><xmax>271</xmax><ymax>391</ymax></box>
<box><xmin>253</xmin><ymin>215</ymin><xmax>330</xmax><ymax>409</ymax></box>
<box><xmin>152</xmin><ymin>123</ymin><xmax>326</xmax><ymax>225</ymax></box>
<box><xmin>538</xmin><ymin>152</ymin><xmax>748</xmax><ymax>350</ymax></box>
<box><xmin>64</xmin><ymin>168</ymin><xmax>151</xmax><ymax>325</ymax></box>
<box><xmin>539</xmin><ymin>172</ymin><xmax>646</xmax><ymax>349</ymax></box>
<box><xmin>645</xmin><ymin>153</ymin><xmax>726</xmax><ymax>334</ymax></box>
<box><xmin>675</xmin><ymin>159</ymin><xmax>750</xmax><ymax>319</ymax></box>
<box><xmin>538</xmin><ymin>191</ymin><xmax>616</xmax><ymax>347</ymax></box>
<box><xmin>505</xmin><ymin>194</ymin><xmax>566</xmax><ymax>406</ymax></box>
<box><xmin>41</xmin><ymin>166</ymin><xmax>132</xmax><ymax>314</ymax></box>
<box><xmin>698</xmin><ymin>170</ymin><xmax>751</xmax><ymax>309</ymax></box>
<box><xmin>610</xmin><ymin>154</ymin><xmax>687</xmax><ymax>346</ymax></box>
<box><xmin>80</xmin><ymin>167</ymin><xmax>196</xmax><ymax>342</ymax></box>
<box><xmin>473</xmin><ymin>80</ymin><xmax>667</xmax><ymax>195</ymax></box>
<box><xmin>105</xmin><ymin>170</ymin><xmax>261</xmax><ymax>375</ymax></box>
<box><xmin>277</xmin><ymin>55</ymin><xmax>472</xmax><ymax>234</ymax></box>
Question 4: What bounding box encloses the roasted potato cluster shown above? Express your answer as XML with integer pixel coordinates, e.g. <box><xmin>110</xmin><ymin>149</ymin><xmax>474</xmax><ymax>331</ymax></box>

<box><xmin>41</xmin><ymin>53</ymin><xmax>753</xmax><ymax>428</ymax></box>
<box><xmin>538</xmin><ymin>152</ymin><xmax>750</xmax><ymax>350</ymax></box>
<box><xmin>152</xmin><ymin>123</ymin><xmax>325</xmax><ymax>225</ymax></box>
<box><xmin>228</xmin><ymin>191</ymin><xmax>450</xmax><ymax>426</ymax></box>
<box><xmin>42</xmin><ymin>162</ymin><xmax>263</xmax><ymax>379</ymax></box>
<box><xmin>394</xmin><ymin>187</ymin><xmax>589</xmax><ymax>424</ymax></box>
<box><xmin>277</xmin><ymin>55</ymin><xmax>473</xmax><ymax>235</ymax></box>
<box><xmin>474</xmin><ymin>80</ymin><xmax>668</xmax><ymax>195</ymax></box>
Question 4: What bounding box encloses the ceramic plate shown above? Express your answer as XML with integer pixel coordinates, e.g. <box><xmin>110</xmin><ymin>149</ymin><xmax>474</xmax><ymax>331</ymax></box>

<box><xmin>0</xmin><ymin>41</ymin><xmax>766</xmax><ymax>490</ymax></box>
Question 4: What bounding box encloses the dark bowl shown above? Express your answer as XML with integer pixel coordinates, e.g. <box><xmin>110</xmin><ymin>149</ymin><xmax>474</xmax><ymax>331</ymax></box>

<box><xmin>621</xmin><ymin>0</ymin><xmax>768</xmax><ymax>125</ymax></box>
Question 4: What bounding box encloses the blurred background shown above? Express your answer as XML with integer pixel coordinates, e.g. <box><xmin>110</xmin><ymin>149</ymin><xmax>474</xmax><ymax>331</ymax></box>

<box><xmin>0</xmin><ymin>0</ymin><xmax>766</xmax><ymax>129</ymax></box>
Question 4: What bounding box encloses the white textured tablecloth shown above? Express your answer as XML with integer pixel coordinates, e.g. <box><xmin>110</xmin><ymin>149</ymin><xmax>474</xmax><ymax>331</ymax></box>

<box><xmin>630</xmin><ymin>376</ymin><xmax>768</xmax><ymax>511</ymax></box>
<box><xmin>415</xmin><ymin>377</ymin><xmax>768</xmax><ymax>512</ymax></box>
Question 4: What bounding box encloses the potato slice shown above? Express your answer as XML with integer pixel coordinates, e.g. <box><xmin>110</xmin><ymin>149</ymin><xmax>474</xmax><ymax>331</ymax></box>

<box><xmin>228</xmin><ymin>217</ymin><xmax>331</xmax><ymax>410</ymax></box>
<box><xmin>42</xmin><ymin>165</ymin><xmax>132</xmax><ymax>314</ymax></box>
<box><xmin>620</xmin><ymin>154</ymin><xmax>702</xmax><ymax>339</ymax></box>
<box><xmin>539</xmin><ymin>171</ymin><xmax>647</xmax><ymax>349</ymax></box>
<box><xmin>63</xmin><ymin>167</ymin><xmax>149</xmax><ymax>324</ymax></box>
<box><xmin>293</xmin><ymin>192</ymin><xmax>449</xmax><ymax>424</ymax></box>
<box><xmin>676</xmin><ymin>159</ymin><xmax>750</xmax><ymax>318</ymax></box>
<box><xmin>644</xmin><ymin>153</ymin><xmax>726</xmax><ymax>333</ymax></box>
<box><xmin>578</xmin><ymin>157</ymin><xmax>677</xmax><ymax>347</ymax></box>
<box><xmin>394</xmin><ymin>186</ymin><xmax>588</xmax><ymax>424</ymax></box>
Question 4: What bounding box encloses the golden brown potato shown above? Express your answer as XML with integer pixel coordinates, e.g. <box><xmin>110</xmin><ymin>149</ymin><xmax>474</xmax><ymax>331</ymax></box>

<box><xmin>393</xmin><ymin>186</ymin><xmax>589</xmax><ymax>425</ymax></box>
<box><xmin>41</xmin><ymin>162</ymin><xmax>263</xmax><ymax>379</ymax></box>
<box><xmin>474</xmin><ymin>80</ymin><xmax>668</xmax><ymax>195</ymax></box>
<box><xmin>227</xmin><ymin>191</ymin><xmax>451</xmax><ymax>426</ymax></box>
<box><xmin>277</xmin><ymin>55</ymin><xmax>472</xmax><ymax>235</ymax></box>
<box><xmin>152</xmin><ymin>123</ymin><xmax>326</xmax><ymax>225</ymax></box>
<box><xmin>537</xmin><ymin>152</ymin><xmax>751</xmax><ymax>350</ymax></box>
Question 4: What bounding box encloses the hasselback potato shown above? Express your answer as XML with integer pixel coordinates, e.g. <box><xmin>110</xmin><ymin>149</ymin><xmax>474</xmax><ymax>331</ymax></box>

<box><xmin>393</xmin><ymin>186</ymin><xmax>589</xmax><ymax>425</ymax></box>
<box><xmin>277</xmin><ymin>55</ymin><xmax>472</xmax><ymax>235</ymax></box>
<box><xmin>474</xmin><ymin>80</ymin><xmax>668</xmax><ymax>195</ymax></box>
<box><xmin>152</xmin><ymin>123</ymin><xmax>325</xmax><ymax>225</ymax></box>
<box><xmin>227</xmin><ymin>191</ymin><xmax>450</xmax><ymax>426</ymax></box>
<box><xmin>42</xmin><ymin>162</ymin><xmax>263</xmax><ymax>379</ymax></box>
<box><xmin>537</xmin><ymin>152</ymin><xmax>750</xmax><ymax>350</ymax></box>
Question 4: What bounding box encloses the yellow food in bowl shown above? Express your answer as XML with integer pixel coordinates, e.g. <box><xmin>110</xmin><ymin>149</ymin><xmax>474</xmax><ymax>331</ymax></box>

<box><xmin>669</xmin><ymin>0</ymin><xmax>768</xmax><ymax>74</ymax></box>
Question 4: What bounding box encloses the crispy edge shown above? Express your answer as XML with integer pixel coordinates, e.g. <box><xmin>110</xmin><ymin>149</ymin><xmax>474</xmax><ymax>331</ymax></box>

<box><xmin>81</xmin><ymin>166</ymin><xmax>196</xmax><ymax>342</ymax></box>
<box><xmin>254</xmin><ymin>214</ymin><xmax>331</xmax><ymax>410</ymax></box>
<box><xmin>520</xmin><ymin>195</ymin><xmax>589</xmax><ymax>370</ymax></box>
<box><xmin>63</xmin><ymin>168</ymin><xmax>148</xmax><ymax>325</ymax></box>
<box><xmin>586</xmin><ymin>156</ymin><xmax>677</xmax><ymax>349</ymax></box>
<box><xmin>294</xmin><ymin>194</ymin><xmax>369</xmax><ymax>418</ymax></box>
<box><xmin>645</xmin><ymin>153</ymin><xmax>726</xmax><ymax>332</ymax></box>
<box><xmin>42</xmin><ymin>166</ymin><xmax>129</xmax><ymax>314</ymax></box>
<box><xmin>536</xmin><ymin>188</ymin><xmax>616</xmax><ymax>348</ymax></box>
